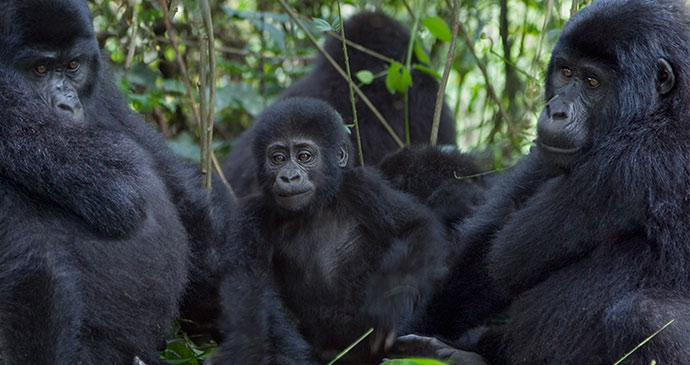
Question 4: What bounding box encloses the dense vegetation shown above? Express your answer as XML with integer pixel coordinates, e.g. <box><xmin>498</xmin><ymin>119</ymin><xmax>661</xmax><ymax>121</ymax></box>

<box><xmin>85</xmin><ymin>1</ymin><xmax>591</xmax><ymax>363</ymax></box>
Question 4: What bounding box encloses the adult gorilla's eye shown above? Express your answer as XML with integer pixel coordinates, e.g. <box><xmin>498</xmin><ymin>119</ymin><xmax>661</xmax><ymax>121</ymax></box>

<box><xmin>297</xmin><ymin>151</ymin><xmax>312</xmax><ymax>162</ymax></box>
<box><xmin>272</xmin><ymin>153</ymin><xmax>286</xmax><ymax>163</ymax></box>
<box><xmin>35</xmin><ymin>64</ymin><xmax>47</xmax><ymax>75</ymax></box>
<box><xmin>562</xmin><ymin>67</ymin><xmax>572</xmax><ymax>78</ymax></box>
<box><xmin>587</xmin><ymin>77</ymin><xmax>600</xmax><ymax>88</ymax></box>
<box><xmin>67</xmin><ymin>60</ymin><xmax>80</xmax><ymax>70</ymax></box>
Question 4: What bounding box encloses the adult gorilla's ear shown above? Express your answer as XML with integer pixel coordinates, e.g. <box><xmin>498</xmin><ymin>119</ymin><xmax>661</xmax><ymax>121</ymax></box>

<box><xmin>656</xmin><ymin>58</ymin><xmax>675</xmax><ymax>96</ymax></box>
<box><xmin>337</xmin><ymin>144</ymin><xmax>349</xmax><ymax>168</ymax></box>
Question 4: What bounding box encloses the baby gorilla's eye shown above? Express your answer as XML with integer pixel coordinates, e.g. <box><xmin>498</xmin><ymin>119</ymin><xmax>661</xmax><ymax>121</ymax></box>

<box><xmin>35</xmin><ymin>64</ymin><xmax>47</xmax><ymax>75</ymax></box>
<box><xmin>272</xmin><ymin>154</ymin><xmax>286</xmax><ymax>163</ymax></box>
<box><xmin>297</xmin><ymin>151</ymin><xmax>312</xmax><ymax>162</ymax></box>
<box><xmin>586</xmin><ymin>77</ymin><xmax>600</xmax><ymax>88</ymax></box>
<box><xmin>67</xmin><ymin>60</ymin><xmax>80</xmax><ymax>70</ymax></box>
<box><xmin>562</xmin><ymin>67</ymin><xmax>572</xmax><ymax>78</ymax></box>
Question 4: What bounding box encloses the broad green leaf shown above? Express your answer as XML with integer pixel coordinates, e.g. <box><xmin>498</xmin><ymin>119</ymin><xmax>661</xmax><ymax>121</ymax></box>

<box><xmin>422</xmin><ymin>16</ymin><xmax>452</xmax><ymax>42</ymax></box>
<box><xmin>413</xmin><ymin>64</ymin><xmax>442</xmax><ymax>80</ymax></box>
<box><xmin>356</xmin><ymin>70</ymin><xmax>374</xmax><ymax>84</ymax></box>
<box><xmin>413</xmin><ymin>38</ymin><xmax>432</xmax><ymax>65</ymax></box>
<box><xmin>385</xmin><ymin>61</ymin><xmax>412</xmax><ymax>95</ymax></box>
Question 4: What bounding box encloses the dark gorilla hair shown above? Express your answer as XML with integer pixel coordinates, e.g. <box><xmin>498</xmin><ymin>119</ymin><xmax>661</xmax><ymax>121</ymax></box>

<box><xmin>211</xmin><ymin>97</ymin><xmax>448</xmax><ymax>364</ymax></box>
<box><xmin>444</xmin><ymin>0</ymin><xmax>690</xmax><ymax>363</ymax></box>
<box><xmin>0</xmin><ymin>0</ymin><xmax>235</xmax><ymax>363</ymax></box>
<box><xmin>223</xmin><ymin>11</ymin><xmax>458</xmax><ymax>198</ymax></box>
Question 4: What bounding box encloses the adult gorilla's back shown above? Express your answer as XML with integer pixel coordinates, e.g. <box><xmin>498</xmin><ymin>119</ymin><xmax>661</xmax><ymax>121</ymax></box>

<box><xmin>224</xmin><ymin>12</ymin><xmax>457</xmax><ymax>197</ymax></box>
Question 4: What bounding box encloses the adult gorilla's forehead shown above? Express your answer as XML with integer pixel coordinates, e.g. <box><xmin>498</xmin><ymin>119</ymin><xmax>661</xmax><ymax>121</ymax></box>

<box><xmin>557</xmin><ymin>0</ymin><xmax>688</xmax><ymax>62</ymax></box>
<box><xmin>7</xmin><ymin>0</ymin><xmax>95</xmax><ymax>49</ymax></box>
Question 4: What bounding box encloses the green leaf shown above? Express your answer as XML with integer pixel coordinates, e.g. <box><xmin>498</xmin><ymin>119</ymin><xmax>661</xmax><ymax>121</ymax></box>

<box><xmin>423</xmin><ymin>16</ymin><xmax>452</xmax><ymax>42</ymax></box>
<box><xmin>355</xmin><ymin>70</ymin><xmax>374</xmax><ymax>84</ymax></box>
<box><xmin>313</xmin><ymin>17</ymin><xmax>332</xmax><ymax>32</ymax></box>
<box><xmin>381</xmin><ymin>358</ymin><xmax>449</xmax><ymax>365</ymax></box>
<box><xmin>413</xmin><ymin>64</ymin><xmax>442</xmax><ymax>80</ymax></box>
<box><xmin>385</xmin><ymin>61</ymin><xmax>412</xmax><ymax>95</ymax></box>
<box><xmin>413</xmin><ymin>38</ymin><xmax>432</xmax><ymax>66</ymax></box>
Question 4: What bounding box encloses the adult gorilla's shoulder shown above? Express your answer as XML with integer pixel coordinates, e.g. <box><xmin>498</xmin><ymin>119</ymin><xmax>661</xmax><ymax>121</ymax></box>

<box><xmin>441</xmin><ymin>0</ymin><xmax>690</xmax><ymax>363</ymax></box>
<box><xmin>0</xmin><ymin>0</ymin><xmax>234</xmax><ymax>363</ymax></box>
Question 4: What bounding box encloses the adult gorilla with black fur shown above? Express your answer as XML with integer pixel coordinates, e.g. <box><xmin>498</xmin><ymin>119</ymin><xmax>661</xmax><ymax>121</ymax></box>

<box><xmin>0</xmin><ymin>0</ymin><xmax>233</xmax><ymax>363</ymax></box>
<box><xmin>211</xmin><ymin>98</ymin><xmax>448</xmax><ymax>364</ymax></box>
<box><xmin>418</xmin><ymin>0</ymin><xmax>690</xmax><ymax>363</ymax></box>
<box><xmin>223</xmin><ymin>12</ymin><xmax>458</xmax><ymax>197</ymax></box>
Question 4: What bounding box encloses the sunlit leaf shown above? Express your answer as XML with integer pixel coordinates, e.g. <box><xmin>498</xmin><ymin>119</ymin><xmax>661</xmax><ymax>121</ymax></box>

<box><xmin>422</xmin><ymin>16</ymin><xmax>452</xmax><ymax>42</ymax></box>
<box><xmin>386</xmin><ymin>61</ymin><xmax>412</xmax><ymax>94</ymax></box>
<box><xmin>356</xmin><ymin>70</ymin><xmax>374</xmax><ymax>84</ymax></box>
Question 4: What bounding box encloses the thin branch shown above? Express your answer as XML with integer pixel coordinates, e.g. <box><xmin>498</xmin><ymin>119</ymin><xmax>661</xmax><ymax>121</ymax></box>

<box><xmin>278</xmin><ymin>0</ymin><xmax>404</xmax><ymax>148</ymax></box>
<box><xmin>403</xmin><ymin>3</ymin><xmax>420</xmax><ymax>145</ymax></box>
<box><xmin>199</xmin><ymin>33</ymin><xmax>209</xmax><ymax>187</ymax></box>
<box><xmin>570</xmin><ymin>0</ymin><xmax>579</xmax><ymax>16</ymax></box>
<box><xmin>400</xmin><ymin>0</ymin><xmax>415</xmax><ymax>18</ymax></box>
<box><xmin>431</xmin><ymin>0</ymin><xmax>460</xmax><ymax>145</ymax></box>
<box><xmin>337</xmin><ymin>2</ymin><xmax>364</xmax><ymax>166</ymax></box>
<box><xmin>324</xmin><ymin>31</ymin><xmax>394</xmax><ymax>64</ymax></box>
<box><xmin>201</xmin><ymin>0</ymin><xmax>216</xmax><ymax>190</ymax></box>
<box><xmin>157</xmin><ymin>0</ymin><xmax>235</xmax><ymax>196</ymax></box>
<box><xmin>124</xmin><ymin>0</ymin><xmax>140</xmax><ymax>70</ymax></box>
<box><xmin>456</xmin><ymin>13</ymin><xmax>514</xmax><ymax>134</ymax></box>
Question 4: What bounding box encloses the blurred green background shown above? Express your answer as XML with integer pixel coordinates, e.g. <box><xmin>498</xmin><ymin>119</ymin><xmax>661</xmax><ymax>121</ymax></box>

<box><xmin>87</xmin><ymin>0</ymin><xmax>592</xmax><ymax>170</ymax></box>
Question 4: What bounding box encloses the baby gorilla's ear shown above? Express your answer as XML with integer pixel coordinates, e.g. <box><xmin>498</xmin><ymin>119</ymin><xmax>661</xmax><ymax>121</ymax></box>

<box><xmin>337</xmin><ymin>144</ymin><xmax>349</xmax><ymax>167</ymax></box>
<box><xmin>656</xmin><ymin>58</ymin><xmax>675</xmax><ymax>96</ymax></box>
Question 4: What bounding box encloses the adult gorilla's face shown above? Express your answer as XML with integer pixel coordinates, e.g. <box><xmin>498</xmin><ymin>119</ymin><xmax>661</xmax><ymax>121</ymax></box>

<box><xmin>4</xmin><ymin>0</ymin><xmax>100</xmax><ymax>124</ymax></box>
<box><xmin>535</xmin><ymin>56</ymin><xmax>610</xmax><ymax>168</ymax></box>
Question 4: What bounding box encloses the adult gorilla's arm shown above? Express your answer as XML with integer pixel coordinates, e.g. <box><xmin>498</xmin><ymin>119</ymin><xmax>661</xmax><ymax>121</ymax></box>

<box><xmin>0</xmin><ymin>70</ymin><xmax>147</xmax><ymax>238</ymax></box>
<box><xmin>345</xmin><ymin>167</ymin><xmax>448</xmax><ymax>348</ymax></box>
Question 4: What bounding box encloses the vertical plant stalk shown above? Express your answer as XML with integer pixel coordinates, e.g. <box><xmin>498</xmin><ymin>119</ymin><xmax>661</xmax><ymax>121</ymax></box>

<box><xmin>430</xmin><ymin>0</ymin><xmax>460</xmax><ymax>145</ymax></box>
<box><xmin>570</xmin><ymin>0</ymin><xmax>579</xmax><ymax>16</ymax></box>
<box><xmin>337</xmin><ymin>2</ymin><xmax>364</xmax><ymax>166</ymax></box>
<box><xmin>200</xmin><ymin>0</ymin><xmax>216</xmax><ymax>190</ymax></box>
<box><xmin>124</xmin><ymin>0</ymin><xmax>140</xmax><ymax>70</ymax></box>
<box><xmin>403</xmin><ymin>2</ymin><xmax>421</xmax><ymax>145</ymax></box>
<box><xmin>199</xmin><ymin>34</ymin><xmax>209</xmax><ymax>188</ymax></box>
<box><xmin>158</xmin><ymin>0</ymin><xmax>234</xmax><ymax>195</ymax></box>
<box><xmin>278</xmin><ymin>0</ymin><xmax>404</xmax><ymax>148</ymax></box>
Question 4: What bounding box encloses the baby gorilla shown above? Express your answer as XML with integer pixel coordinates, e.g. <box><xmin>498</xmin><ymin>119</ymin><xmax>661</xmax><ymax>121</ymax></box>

<box><xmin>212</xmin><ymin>97</ymin><xmax>447</xmax><ymax>364</ymax></box>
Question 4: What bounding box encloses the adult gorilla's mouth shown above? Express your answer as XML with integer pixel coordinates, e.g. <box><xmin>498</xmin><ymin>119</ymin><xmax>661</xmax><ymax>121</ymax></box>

<box><xmin>536</xmin><ymin>139</ymin><xmax>581</xmax><ymax>155</ymax></box>
<box><xmin>278</xmin><ymin>190</ymin><xmax>310</xmax><ymax>198</ymax></box>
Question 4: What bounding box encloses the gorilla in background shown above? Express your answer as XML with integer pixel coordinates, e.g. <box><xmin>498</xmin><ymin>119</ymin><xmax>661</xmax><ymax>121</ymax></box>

<box><xmin>378</xmin><ymin>146</ymin><xmax>490</xmax><ymax>228</ymax></box>
<box><xmin>223</xmin><ymin>11</ymin><xmax>458</xmax><ymax>197</ymax></box>
<box><xmin>0</xmin><ymin>0</ymin><xmax>235</xmax><ymax>362</ymax></box>
<box><xmin>418</xmin><ymin>0</ymin><xmax>690</xmax><ymax>363</ymax></box>
<box><xmin>211</xmin><ymin>98</ymin><xmax>448</xmax><ymax>364</ymax></box>
<box><xmin>378</xmin><ymin>147</ymin><xmax>507</xmax><ymax>341</ymax></box>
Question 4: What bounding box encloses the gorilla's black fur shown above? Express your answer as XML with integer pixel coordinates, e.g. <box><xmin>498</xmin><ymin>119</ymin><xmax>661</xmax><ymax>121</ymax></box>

<box><xmin>0</xmin><ymin>0</ymin><xmax>233</xmax><ymax>362</ymax></box>
<box><xmin>454</xmin><ymin>0</ymin><xmax>690</xmax><ymax>362</ymax></box>
<box><xmin>212</xmin><ymin>98</ymin><xmax>447</xmax><ymax>364</ymax></box>
<box><xmin>223</xmin><ymin>12</ymin><xmax>457</xmax><ymax>197</ymax></box>
<box><xmin>378</xmin><ymin>146</ymin><xmax>505</xmax><ymax>340</ymax></box>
